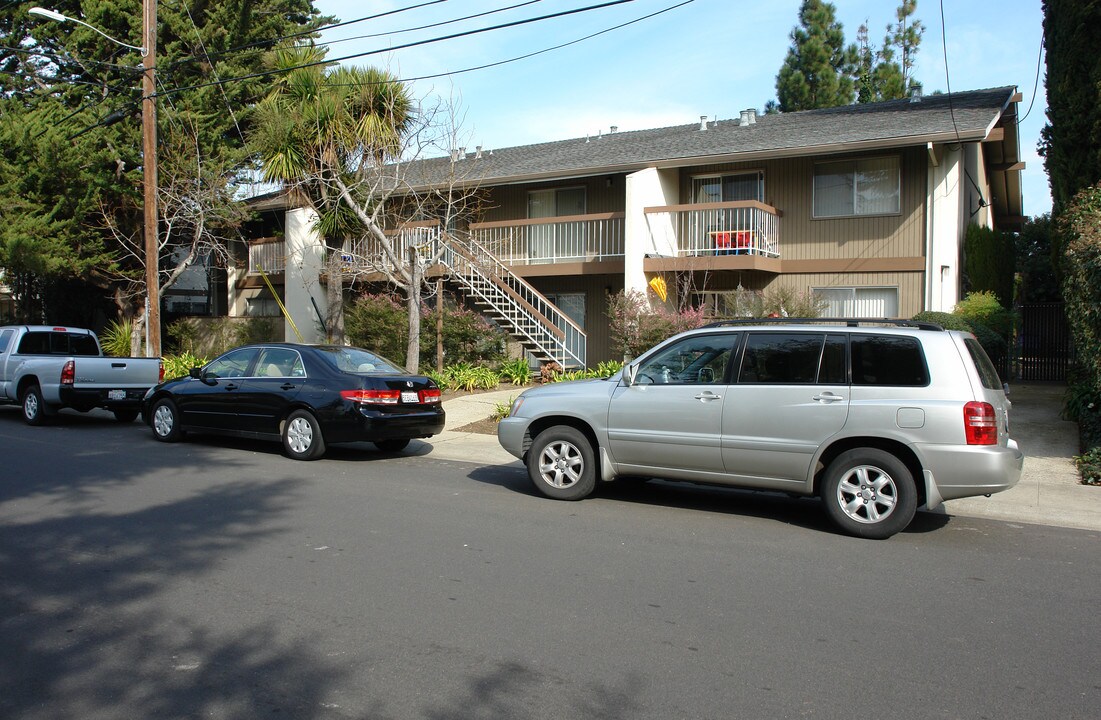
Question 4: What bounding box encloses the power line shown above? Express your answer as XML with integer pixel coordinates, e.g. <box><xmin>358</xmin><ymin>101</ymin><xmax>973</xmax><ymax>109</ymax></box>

<box><xmin>165</xmin><ymin>0</ymin><xmax>452</xmax><ymax>72</ymax></box>
<box><xmin>938</xmin><ymin>0</ymin><xmax>962</xmax><ymax>147</ymax></box>
<box><xmin>317</xmin><ymin>0</ymin><xmax>543</xmax><ymax>48</ymax></box>
<box><xmin>158</xmin><ymin>0</ymin><xmax>641</xmax><ymax>98</ymax></box>
<box><xmin>1018</xmin><ymin>33</ymin><xmax>1045</xmax><ymax>124</ymax></box>
<box><xmin>337</xmin><ymin>0</ymin><xmax>694</xmax><ymax>90</ymax></box>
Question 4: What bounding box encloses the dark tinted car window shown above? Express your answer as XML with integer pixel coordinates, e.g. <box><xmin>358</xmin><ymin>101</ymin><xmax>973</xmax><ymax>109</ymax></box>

<box><xmin>964</xmin><ymin>337</ymin><xmax>1002</xmax><ymax>389</ymax></box>
<box><xmin>851</xmin><ymin>335</ymin><xmax>929</xmax><ymax>386</ymax></box>
<box><xmin>205</xmin><ymin>348</ymin><xmax>260</xmax><ymax>378</ymax></box>
<box><xmin>819</xmin><ymin>334</ymin><xmax>848</xmax><ymax>384</ymax></box>
<box><xmin>16</xmin><ymin>331</ymin><xmax>99</xmax><ymax>356</ymax></box>
<box><xmin>635</xmin><ymin>334</ymin><xmax>737</xmax><ymax>384</ymax></box>
<box><xmin>739</xmin><ymin>333</ymin><xmax>824</xmax><ymax>384</ymax></box>
<box><xmin>316</xmin><ymin>346</ymin><xmax>404</xmax><ymax>374</ymax></box>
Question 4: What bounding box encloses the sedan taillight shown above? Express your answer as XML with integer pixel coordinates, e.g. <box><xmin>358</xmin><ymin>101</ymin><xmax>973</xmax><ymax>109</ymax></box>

<box><xmin>420</xmin><ymin>388</ymin><xmax>441</xmax><ymax>404</ymax></box>
<box><xmin>964</xmin><ymin>401</ymin><xmax>998</xmax><ymax>445</ymax></box>
<box><xmin>342</xmin><ymin>389</ymin><xmax>401</xmax><ymax>404</ymax></box>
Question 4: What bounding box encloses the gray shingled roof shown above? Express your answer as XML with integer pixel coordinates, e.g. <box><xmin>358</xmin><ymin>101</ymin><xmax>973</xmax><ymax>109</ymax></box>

<box><xmin>410</xmin><ymin>86</ymin><xmax>1015</xmax><ymax>186</ymax></box>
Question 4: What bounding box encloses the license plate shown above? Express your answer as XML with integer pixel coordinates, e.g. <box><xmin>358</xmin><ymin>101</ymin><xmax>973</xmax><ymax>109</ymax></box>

<box><xmin>108</xmin><ymin>389</ymin><xmax>126</xmax><ymax>400</ymax></box>
<box><xmin>401</xmin><ymin>391</ymin><xmax>419</xmax><ymax>404</ymax></box>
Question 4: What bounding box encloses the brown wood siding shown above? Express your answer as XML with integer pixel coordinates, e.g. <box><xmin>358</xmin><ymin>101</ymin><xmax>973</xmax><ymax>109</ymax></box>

<box><xmin>767</xmin><ymin>272</ymin><xmax>925</xmax><ymax>318</ymax></box>
<box><xmin>479</xmin><ymin>175</ymin><xmax>627</xmax><ymax>223</ymax></box>
<box><xmin>677</xmin><ymin>147</ymin><xmax>927</xmax><ymax>263</ymax></box>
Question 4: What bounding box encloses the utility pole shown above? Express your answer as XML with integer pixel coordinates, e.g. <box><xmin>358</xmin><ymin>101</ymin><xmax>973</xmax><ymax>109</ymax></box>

<box><xmin>142</xmin><ymin>0</ymin><xmax>160</xmax><ymax>356</ymax></box>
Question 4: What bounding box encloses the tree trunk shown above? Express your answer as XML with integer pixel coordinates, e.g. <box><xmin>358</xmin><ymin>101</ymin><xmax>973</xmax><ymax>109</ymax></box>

<box><xmin>404</xmin><ymin>246</ymin><xmax>423</xmax><ymax>373</ymax></box>
<box><xmin>325</xmin><ymin>250</ymin><xmax>345</xmax><ymax>344</ymax></box>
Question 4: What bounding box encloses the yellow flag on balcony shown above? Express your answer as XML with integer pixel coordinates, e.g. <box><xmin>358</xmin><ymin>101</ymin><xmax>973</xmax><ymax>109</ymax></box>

<box><xmin>648</xmin><ymin>276</ymin><xmax>668</xmax><ymax>302</ymax></box>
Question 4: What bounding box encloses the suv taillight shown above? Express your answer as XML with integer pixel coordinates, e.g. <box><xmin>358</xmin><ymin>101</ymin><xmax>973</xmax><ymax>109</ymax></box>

<box><xmin>964</xmin><ymin>401</ymin><xmax>998</xmax><ymax>445</ymax></box>
<box><xmin>61</xmin><ymin>360</ymin><xmax>75</xmax><ymax>386</ymax></box>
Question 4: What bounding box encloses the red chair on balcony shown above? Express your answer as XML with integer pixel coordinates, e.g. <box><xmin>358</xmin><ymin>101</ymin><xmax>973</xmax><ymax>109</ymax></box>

<box><xmin>712</xmin><ymin>230</ymin><xmax>755</xmax><ymax>255</ymax></box>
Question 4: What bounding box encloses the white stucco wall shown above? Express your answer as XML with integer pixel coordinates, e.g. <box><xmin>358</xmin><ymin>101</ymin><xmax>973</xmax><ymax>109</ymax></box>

<box><xmin>285</xmin><ymin>207</ymin><xmax>327</xmax><ymax>344</ymax></box>
<box><xmin>624</xmin><ymin>167</ymin><xmax>679</xmax><ymax>296</ymax></box>
<box><xmin>925</xmin><ymin>143</ymin><xmax>967</xmax><ymax>313</ymax></box>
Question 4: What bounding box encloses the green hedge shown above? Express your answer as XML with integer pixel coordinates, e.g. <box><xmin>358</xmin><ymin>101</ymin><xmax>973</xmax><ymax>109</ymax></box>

<box><xmin>1059</xmin><ymin>183</ymin><xmax>1101</xmax><ymax>395</ymax></box>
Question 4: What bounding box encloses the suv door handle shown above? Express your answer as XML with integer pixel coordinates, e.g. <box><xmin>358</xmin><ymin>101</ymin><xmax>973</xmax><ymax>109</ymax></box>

<box><xmin>280</xmin><ymin>383</ymin><xmax>297</xmax><ymax>391</ymax></box>
<box><xmin>224</xmin><ymin>383</ymin><xmax>239</xmax><ymax>392</ymax></box>
<box><xmin>694</xmin><ymin>391</ymin><xmax>722</xmax><ymax>401</ymax></box>
<box><xmin>812</xmin><ymin>392</ymin><xmax>845</xmax><ymax>403</ymax></box>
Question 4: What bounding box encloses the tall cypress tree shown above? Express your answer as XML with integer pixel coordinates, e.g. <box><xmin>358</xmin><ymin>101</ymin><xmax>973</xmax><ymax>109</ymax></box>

<box><xmin>776</xmin><ymin>0</ymin><xmax>857</xmax><ymax>112</ymax></box>
<box><xmin>1040</xmin><ymin>0</ymin><xmax>1101</xmax><ymax>211</ymax></box>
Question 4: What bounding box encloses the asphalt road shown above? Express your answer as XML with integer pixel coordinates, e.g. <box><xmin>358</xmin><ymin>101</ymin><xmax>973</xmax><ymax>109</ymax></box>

<box><xmin>1</xmin><ymin>407</ymin><xmax>1099</xmax><ymax>720</ymax></box>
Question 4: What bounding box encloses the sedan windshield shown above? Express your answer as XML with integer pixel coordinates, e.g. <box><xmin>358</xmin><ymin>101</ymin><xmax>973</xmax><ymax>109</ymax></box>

<box><xmin>315</xmin><ymin>346</ymin><xmax>404</xmax><ymax>374</ymax></box>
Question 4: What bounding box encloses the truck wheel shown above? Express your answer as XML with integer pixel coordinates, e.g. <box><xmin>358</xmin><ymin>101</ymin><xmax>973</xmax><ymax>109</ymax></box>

<box><xmin>527</xmin><ymin>425</ymin><xmax>596</xmax><ymax>500</ymax></box>
<box><xmin>21</xmin><ymin>384</ymin><xmax>54</xmax><ymax>426</ymax></box>
<box><xmin>820</xmin><ymin>448</ymin><xmax>917</xmax><ymax>540</ymax></box>
<box><xmin>113</xmin><ymin>409</ymin><xmax>140</xmax><ymax>423</ymax></box>
<box><xmin>151</xmin><ymin>398</ymin><xmax>184</xmax><ymax>442</ymax></box>
<box><xmin>283</xmin><ymin>410</ymin><xmax>326</xmax><ymax>460</ymax></box>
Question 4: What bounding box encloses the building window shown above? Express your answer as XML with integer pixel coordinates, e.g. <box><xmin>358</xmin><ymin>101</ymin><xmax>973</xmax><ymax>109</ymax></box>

<box><xmin>813</xmin><ymin>156</ymin><xmax>900</xmax><ymax>217</ymax></box>
<box><xmin>527</xmin><ymin>187</ymin><xmax>586</xmax><ymax>262</ymax></box>
<box><xmin>813</xmin><ymin>287</ymin><xmax>899</xmax><ymax>317</ymax></box>
<box><xmin>691</xmin><ymin>171</ymin><xmax>764</xmax><ymax>204</ymax></box>
<box><xmin>544</xmin><ymin>292</ymin><xmax>586</xmax><ymax>330</ymax></box>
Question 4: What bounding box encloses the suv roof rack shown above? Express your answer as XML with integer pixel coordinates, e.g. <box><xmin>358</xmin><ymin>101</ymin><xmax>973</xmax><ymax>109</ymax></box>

<box><xmin>701</xmin><ymin>317</ymin><xmax>946</xmax><ymax>331</ymax></box>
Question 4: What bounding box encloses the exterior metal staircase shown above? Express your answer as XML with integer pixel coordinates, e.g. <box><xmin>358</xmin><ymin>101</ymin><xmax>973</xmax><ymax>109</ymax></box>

<box><xmin>437</xmin><ymin>232</ymin><xmax>586</xmax><ymax>370</ymax></box>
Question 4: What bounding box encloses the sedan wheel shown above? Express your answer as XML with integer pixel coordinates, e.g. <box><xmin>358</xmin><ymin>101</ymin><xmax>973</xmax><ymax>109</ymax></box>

<box><xmin>151</xmin><ymin>399</ymin><xmax>184</xmax><ymax>442</ymax></box>
<box><xmin>526</xmin><ymin>425</ymin><xmax>596</xmax><ymax>501</ymax></box>
<box><xmin>821</xmin><ymin>448</ymin><xmax>916</xmax><ymax>540</ymax></box>
<box><xmin>283</xmin><ymin>410</ymin><xmax>326</xmax><ymax>460</ymax></box>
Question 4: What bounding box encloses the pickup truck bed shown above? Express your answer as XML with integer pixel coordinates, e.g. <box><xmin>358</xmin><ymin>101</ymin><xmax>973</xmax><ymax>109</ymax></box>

<box><xmin>0</xmin><ymin>325</ymin><xmax>163</xmax><ymax>424</ymax></box>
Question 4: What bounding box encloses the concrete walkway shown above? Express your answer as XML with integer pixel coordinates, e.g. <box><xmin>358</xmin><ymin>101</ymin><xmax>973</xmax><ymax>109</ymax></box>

<box><xmin>418</xmin><ymin>382</ymin><xmax>1101</xmax><ymax>532</ymax></box>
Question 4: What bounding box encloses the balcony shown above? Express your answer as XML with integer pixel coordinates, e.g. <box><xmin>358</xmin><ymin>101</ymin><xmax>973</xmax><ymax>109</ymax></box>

<box><xmin>644</xmin><ymin>201</ymin><xmax>781</xmax><ymax>258</ymax></box>
<box><xmin>469</xmin><ymin>212</ymin><xmax>625</xmax><ymax>266</ymax></box>
<box><xmin>247</xmin><ymin>238</ymin><xmax>286</xmax><ymax>274</ymax></box>
<box><xmin>341</xmin><ymin>223</ymin><xmax>442</xmax><ymax>274</ymax></box>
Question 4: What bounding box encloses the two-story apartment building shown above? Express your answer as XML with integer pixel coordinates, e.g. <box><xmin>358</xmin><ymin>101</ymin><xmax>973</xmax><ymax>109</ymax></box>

<box><xmin>231</xmin><ymin>86</ymin><xmax>1023</xmax><ymax>368</ymax></box>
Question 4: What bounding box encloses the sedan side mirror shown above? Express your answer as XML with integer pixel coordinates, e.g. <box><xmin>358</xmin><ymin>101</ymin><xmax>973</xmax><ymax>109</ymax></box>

<box><xmin>189</xmin><ymin>367</ymin><xmax>203</xmax><ymax>380</ymax></box>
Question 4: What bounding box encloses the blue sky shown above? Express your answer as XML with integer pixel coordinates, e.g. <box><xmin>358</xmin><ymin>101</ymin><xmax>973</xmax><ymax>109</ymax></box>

<box><xmin>315</xmin><ymin>0</ymin><xmax>1049</xmax><ymax>218</ymax></box>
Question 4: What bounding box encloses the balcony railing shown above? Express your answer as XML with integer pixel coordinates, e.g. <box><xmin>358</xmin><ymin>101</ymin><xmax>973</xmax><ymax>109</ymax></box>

<box><xmin>469</xmin><ymin>212</ymin><xmax>625</xmax><ymax>266</ymax></box>
<box><xmin>341</xmin><ymin>223</ymin><xmax>442</xmax><ymax>274</ymax></box>
<box><xmin>248</xmin><ymin>238</ymin><xmax>286</xmax><ymax>274</ymax></box>
<box><xmin>644</xmin><ymin>201</ymin><xmax>781</xmax><ymax>258</ymax></box>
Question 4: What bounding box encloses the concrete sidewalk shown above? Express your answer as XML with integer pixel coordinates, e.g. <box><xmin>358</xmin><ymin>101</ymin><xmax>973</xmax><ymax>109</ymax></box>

<box><xmin>417</xmin><ymin>383</ymin><xmax>1101</xmax><ymax>533</ymax></box>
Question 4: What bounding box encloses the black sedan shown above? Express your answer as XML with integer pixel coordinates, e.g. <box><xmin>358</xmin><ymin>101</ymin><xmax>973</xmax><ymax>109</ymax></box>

<box><xmin>142</xmin><ymin>343</ymin><xmax>445</xmax><ymax>460</ymax></box>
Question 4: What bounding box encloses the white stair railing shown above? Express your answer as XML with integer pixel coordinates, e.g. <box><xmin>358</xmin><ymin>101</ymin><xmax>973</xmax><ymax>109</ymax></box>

<box><xmin>439</xmin><ymin>233</ymin><xmax>586</xmax><ymax>369</ymax></box>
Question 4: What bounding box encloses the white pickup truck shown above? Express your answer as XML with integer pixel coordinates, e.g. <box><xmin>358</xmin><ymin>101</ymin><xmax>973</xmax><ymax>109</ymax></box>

<box><xmin>0</xmin><ymin>325</ymin><xmax>164</xmax><ymax>425</ymax></box>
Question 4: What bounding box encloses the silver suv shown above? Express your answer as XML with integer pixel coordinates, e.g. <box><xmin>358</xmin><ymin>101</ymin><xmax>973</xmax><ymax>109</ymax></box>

<box><xmin>498</xmin><ymin>319</ymin><xmax>1023</xmax><ymax>539</ymax></box>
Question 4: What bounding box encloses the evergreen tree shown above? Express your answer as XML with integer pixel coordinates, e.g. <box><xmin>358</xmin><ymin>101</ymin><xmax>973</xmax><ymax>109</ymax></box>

<box><xmin>1040</xmin><ymin>0</ymin><xmax>1101</xmax><ymax>211</ymax></box>
<box><xmin>776</xmin><ymin>0</ymin><xmax>857</xmax><ymax>112</ymax></box>
<box><xmin>0</xmin><ymin>2</ymin><xmax>329</xmax><ymax>330</ymax></box>
<box><xmin>853</xmin><ymin>2</ymin><xmax>923</xmax><ymax>103</ymax></box>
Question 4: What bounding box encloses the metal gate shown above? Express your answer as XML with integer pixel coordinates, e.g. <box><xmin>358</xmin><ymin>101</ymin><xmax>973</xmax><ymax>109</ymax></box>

<box><xmin>1017</xmin><ymin>302</ymin><xmax>1073</xmax><ymax>381</ymax></box>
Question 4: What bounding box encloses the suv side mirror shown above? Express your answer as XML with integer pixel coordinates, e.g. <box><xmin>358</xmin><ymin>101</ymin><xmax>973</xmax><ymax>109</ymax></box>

<box><xmin>189</xmin><ymin>367</ymin><xmax>203</xmax><ymax>380</ymax></box>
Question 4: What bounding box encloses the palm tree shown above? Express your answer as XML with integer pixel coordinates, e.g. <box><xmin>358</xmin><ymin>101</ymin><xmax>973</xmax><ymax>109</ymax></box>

<box><xmin>249</xmin><ymin>44</ymin><xmax>414</xmax><ymax>344</ymax></box>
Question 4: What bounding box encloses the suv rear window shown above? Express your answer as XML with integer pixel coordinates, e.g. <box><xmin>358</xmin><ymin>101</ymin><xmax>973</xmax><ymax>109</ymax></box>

<box><xmin>851</xmin><ymin>335</ymin><xmax>928</xmax><ymax>386</ymax></box>
<box><xmin>964</xmin><ymin>337</ymin><xmax>1003</xmax><ymax>389</ymax></box>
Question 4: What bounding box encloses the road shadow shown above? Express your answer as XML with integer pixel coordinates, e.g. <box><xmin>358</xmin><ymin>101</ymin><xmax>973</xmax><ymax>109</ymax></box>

<box><xmin>466</xmin><ymin>465</ymin><xmax>953</xmax><ymax>538</ymax></box>
<box><xmin>0</xmin><ymin>447</ymin><xmax>354</xmax><ymax>718</ymax></box>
